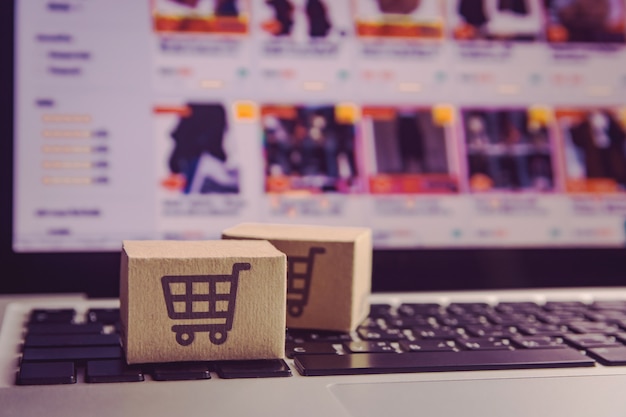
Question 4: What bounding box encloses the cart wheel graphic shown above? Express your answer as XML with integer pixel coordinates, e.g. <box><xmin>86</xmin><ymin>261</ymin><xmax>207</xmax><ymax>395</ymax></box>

<box><xmin>288</xmin><ymin>303</ymin><xmax>304</xmax><ymax>317</ymax></box>
<box><xmin>209</xmin><ymin>330</ymin><xmax>227</xmax><ymax>345</ymax></box>
<box><xmin>175</xmin><ymin>329</ymin><xmax>195</xmax><ymax>346</ymax></box>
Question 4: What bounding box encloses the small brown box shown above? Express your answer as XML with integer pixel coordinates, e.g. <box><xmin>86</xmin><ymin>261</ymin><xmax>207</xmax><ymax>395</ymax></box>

<box><xmin>222</xmin><ymin>223</ymin><xmax>372</xmax><ymax>332</ymax></box>
<box><xmin>120</xmin><ymin>240</ymin><xmax>286</xmax><ymax>364</ymax></box>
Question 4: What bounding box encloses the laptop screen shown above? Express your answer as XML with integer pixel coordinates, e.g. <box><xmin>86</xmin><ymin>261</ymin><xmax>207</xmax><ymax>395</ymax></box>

<box><xmin>6</xmin><ymin>0</ymin><xmax>626</xmax><ymax>294</ymax></box>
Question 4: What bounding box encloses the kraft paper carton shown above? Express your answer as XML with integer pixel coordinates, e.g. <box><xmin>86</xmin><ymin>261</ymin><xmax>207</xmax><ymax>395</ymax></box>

<box><xmin>120</xmin><ymin>240</ymin><xmax>286</xmax><ymax>364</ymax></box>
<box><xmin>222</xmin><ymin>223</ymin><xmax>371</xmax><ymax>332</ymax></box>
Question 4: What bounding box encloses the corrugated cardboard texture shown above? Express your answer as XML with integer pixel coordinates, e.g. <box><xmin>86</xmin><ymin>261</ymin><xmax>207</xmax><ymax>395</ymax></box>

<box><xmin>222</xmin><ymin>223</ymin><xmax>372</xmax><ymax>332</ymax></box>
<box><xmin>120</xmin><ymin>240</ymin><xmax>286</xmax><ymax>364</ymax></box>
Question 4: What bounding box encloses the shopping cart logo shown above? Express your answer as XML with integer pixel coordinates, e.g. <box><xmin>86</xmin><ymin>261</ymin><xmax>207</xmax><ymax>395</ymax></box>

<box><xmin>287</xmin><ymin>247</ymin><xmax>325</xmax><ymax>317</ymax></box>
<box><xmin>161</xmin><ymin>263</ymin><xmax>251</xmax><ymax>346</ymax></box>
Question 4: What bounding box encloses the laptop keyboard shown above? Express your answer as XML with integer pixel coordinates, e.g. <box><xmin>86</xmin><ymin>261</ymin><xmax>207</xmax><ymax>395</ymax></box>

<box><xmin>15</xmin><ymin>300</ymin><xmax>626</xmax><ymax>384</ymax></box>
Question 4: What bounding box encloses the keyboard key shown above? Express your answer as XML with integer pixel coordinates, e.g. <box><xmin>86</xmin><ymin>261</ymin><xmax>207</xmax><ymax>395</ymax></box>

<box><xmin>456</xmin><ymin>337</ymin><xmax>511</xmax><ymax>351</ymax></box>
<box><xmin>388</xmin><ymin>316</ymin><xmax>433</xmax><ymax>328</ymax></box>
<box><xmin>563</xmin><ymin>334</ymin><xmax>622</xmax><ymax>349</ymax></box>
<box><xmin>344</xmin><ymin>341</ymin><xmax>396</xmax><ymax>353</ymax></box>
<box><xmin>587</xmin><ymin>346</ymin><xmax>626</xmax><ymax>366</ymax></box>
<box><xmin>24</xmin><ymin>334</ymin><xmax>120</xmax><ymax>348</ymax></box>
<box><xmin>357</xmin><ymin>317</ymin><xmax>385</xmax><ymax>330</ymax></box>
<box><xmin>517</xmin><ymin>323</ymin><xmax>567</xmax><ymax>336</ymax></box>
<box><xmin>447</xmin><ymin>303</ymin><xmax>491</xmax><ymax>315</ymax></box>
<box><xmin>612</xmin><ymin>320</ymin><xmax>626</xmax><ymax>331</ymax></box>
<box><xmin>412</xmin><ymin>327</ymin><xmax>460</xmax><ymax>339</ymax></box>
<box><xmin>369</xmin><ymin>304</ymin><xmax>393</xmax><ymax>318</ymax></box>
<box><xmin>29</xmin><ymin>309</ymin><xmax>75</xmax><ymax>324</ymax></box>
<box><xmin>612</xmin><ymin>332</ymin><xmax>626</xmax><ymax>344</ymax></box>
<box><xmin>543</xmin><ymin>301</ymin><xmax>587</xmax><ymax>311</ymax></box>
<box><xmin>151</xmin><ymin>363</ymin><xmax>212</xmax><ymax>381</ymax></box>
<box><xmin>85</xmin><ymin>360</ymin><xmax>144</xmax><ymax>383</ymax></box>
<box><xmin>27</xmin><ymin>323</ymin><xmax>104</xmax><ymax>335</ymax></box>
<box><xmin>286</xmin><ymin>330</ymin><xmax>351</xmax><ymax>343</ymax></box>
<box><xmin>567</xmin><ymin>321</ymin><xmax>619</xmax><ymax>334</ymax></box>
<box><xmin>399</xmin><ymin>340</ymin><xmax>457</xmax><ymax>352</ymax></box>
<box><xmin>495</xmin><ymin>302</ymin><xmax>540</xmax><ymax>313</ymax></box>
<box><xmin>87</xmin><ymin>309</ymin><xmax>121</xmax><ymax>325</ymax></box>
<box><xmin>591</xmin><ymin>301</ymin><xmax>626</xmax><ymax>311</ymax></box>
<box><xmin>397</xmin><ymin>303</ymin><xmax>442</xmax><ymax>316</ymax></box>
<box><xmin>584</xmin><ymin>310</ymin><xmax>626</xmax><ymax>322</ymax></box>
<box><xmin>464</xmin><ymin>325</ymin><xmax>518</xmax><ymax>338</ymax></box>
<box><xmin>511</xmin><ymin>336</ymin><xmax>567</xmax><ymax>349</ymax></box>
<box><xmin>214</xmin><ymin>359</ymin><xmax>292</xmax><ymax>379</ymax></box>
<box><xmin>486</xmin><ymin>312</ymin><xmax>537</xmax><ymax>326</ymax></box>
<box><xmin>438</xmin><ymin>315</ymin><xmax>487</xmax><ymax>326</ymax></box>
<box><xmin>285</xmin><ymin>342</ymin><xmax>337</xmax><ymax>358</ymax></box>
<box><xmin>537</xmin><ymin>312</ymin><xmax>583</xmax><ymax>325</ymax></box>
<box><xmin>22</xmin><ymin>346</ymin><xmax>122</xmax><ymax>362</ymax></box>
<box><xmin>293</xmin><ymin>348</ymin><xmax>595</xmax><ymax>376</ymax></box>
<box><xmin>358</xmin><ymin>327</ymin><xmax>405</xmax><ymax>341</ymax></box>
<box><xmin>16</xmin><ymin>361</ymin><xmax>76</xmax><ymax>385</ymax></box>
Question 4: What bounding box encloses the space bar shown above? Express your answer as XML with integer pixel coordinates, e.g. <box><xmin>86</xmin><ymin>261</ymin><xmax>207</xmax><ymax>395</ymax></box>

<box><xmin>293</xmin><ymin>348</ymin><xmax>595</xmax><ymax>376</ymax></box>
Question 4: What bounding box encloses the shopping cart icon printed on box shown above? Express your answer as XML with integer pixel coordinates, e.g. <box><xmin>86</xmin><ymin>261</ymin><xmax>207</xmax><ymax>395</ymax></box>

<box><xmin>287</xmin><ymin>247</ymin><xmax>325</xmax><ymax>317</ymax></box>
<box><xmin>161</xmin><ymin>263</ymin><xmax>251</xmax><ymax>346</ymax></box>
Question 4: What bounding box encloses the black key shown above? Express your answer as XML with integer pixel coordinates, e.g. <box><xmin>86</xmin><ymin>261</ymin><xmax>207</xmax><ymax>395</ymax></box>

<box><xmin>439</xmin><ymin>315</ymin><xmax>487</xmax><ymax>326</ymax></box>
<box><xmin>87</xmin><ymin>309</ymin><xmax>121</xmax><ymax>325</ymax></box>
<box><xmin>447</xmin><ymin>303</ymin><xmax>491</xmax><ymax>315</ymax></box>
<box><xmin>591</xmin><ymin>301</ymin><xmax>626</xmax><ymax>311</ymax></box>
<box><xmin>214</xmin><ymin>359</ymin><xmax>291</xmax><ymax>379</ymax></box>
<box><xmin>563</xmin><ymin>334</ymin><xmax>622</xmax><ymax>349</ymax></box>
<box><xmin>29</xmin><ymin>309</ymin><xmax>75</xmax><ymax>324</ymax></box>
<box><xmin>27</xmin><ymin>323</ymin><xmax>104</xmax><ymax>335</ymax></box>
<box><xmin>543</xmin><ymin>301</ymin><xmax>587</xmax><ymax>311</ymax></box>
<box><xmin>286</xmin><ymin>329</ymin><xmax>351</xmax><ymax>343</ymax></box>
<box><xmin>16</xmin><ymin>361</ymin><xmax>76</xmax><ymax>385</ymax></box>
<box><xmin>587</xmin><ymin>346</ymin><xmax>626</xmax><ymax>366</ymax></box>
<box><xmin>465</xmin><ymin>325</ymin><xmax>518</xmax><ymax>338</ymax></box>
<box><xmin>369</xmin><ymin>304</ymin><xmax>393</xmax><ymax>318</ymax></box>
<box><xmin>85</xmin><ymin>360</ymin><xmax>144</xmax><ymax>383</ymax></box>
<box><xmin>286</xmin><ymin>342</ymin><xmax>337</xmax><ymax>358</ymax></box>
<box><xmin>306</xmin><ymin>331</ymin><xmax>352</xmax><ymax>342</ymax></box>
<box><xmin>456</xmin><ymin>337</ymin><xmax>511</xmax><ymax>351</ymax></box>
<box><xmin>397</xmin><ymin>303</ymin><xmax>442</xmax><ymax>316</ymax></box>
<box><xmin>151</xmin><ymin>363</ymin><xmax>212</xmax><ymax>381</ymax></box>
<box><xmin>344</xmin><ymin>341</ymin><xmax>396</xmax><ymax>353</ymax></box>
<box><xmin>388</xmin><ymin>316</ymin><xmax>433</xmax><ymax>328</ymax></box>
<box><xmin>613</xmin><ymin>320</ymin><xmax>626</xmax><ymax>331</ymax></box>
<box><xmin>24</xmin><ymin>334</ymin><xmax>120</xmax><ymax>348</ymax></box>
<box><xmin>612</xmin><ymin>332</ymin><xmax>626</xmax><ymax>344</ymax></box>
<box><xmin>537</xmin><ymin>312</ymin><xmax>583</xmax><ymax>325</ymax></box>
<box><xmin>584</xmin><ymin>311</ymin><xmax>626</xmax><ymax>322</ymax></box>
<box><xmin>486</xmin><ymin>312</ymin><xmax>537</xmax><ymax>325</ymax></box>
<box><xmin>22</xmin><ymin>346</ymin><xmax>122</xmax><ymax>362</ymax></box>
<box><xmin>567</xmin><ymin>321</ymin><xmax>619</xmax><ymax>334</ymax></box>
<box><xmin>358</xmin><ymin>327</ymin><xmax>404</xmax><ymax>341</ymax></box>
<box><xmin>548</xmin><ymin>309</ymin><xmax>586</xmax><ymax>318</ymax></box>
<box><xmin>511</xmin><ymin>336</ymin><xmax>566</xmax><ymax>349</ymax></box>
<box><xmin>518</xmin><ymin>323</ymin><xmax>567</xmax><ymax>336</ymax></box>
<box><xmin>399</xmin><ymin>340</ymin><xmax>457</xmax><ymax>352</ymax></box>
<box><xmin>293</xmin><ymin>348</ymin><xmax>595</xmax><ymax>376</ymax></box>
<box><xmin>412</xmin><ymin>327</ymin><xmax>460</xmax><ymax>339</ymax></box>
<box><xmin>495</xmin><ymin>302</ymin><xmax>541</xmax><ymax>315</ymax></box>
<box><xmin>358</xmin><ymin>317</ymin><xmax>385</xmax><ymax>330</ymax></box>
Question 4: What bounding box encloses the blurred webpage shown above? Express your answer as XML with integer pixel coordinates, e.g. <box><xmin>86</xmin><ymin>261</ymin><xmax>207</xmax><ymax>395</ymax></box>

<box><xmin>13</xmin><ymin>0</ymin><xmax>626</xmax><ymax>251</ymax></box>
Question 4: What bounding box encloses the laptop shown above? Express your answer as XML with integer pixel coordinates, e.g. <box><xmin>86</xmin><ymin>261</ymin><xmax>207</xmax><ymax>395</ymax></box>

<box><xmin>4</xmin><ymin>0</ymin><xmax>626</xmax><ymax>416</ymax></box>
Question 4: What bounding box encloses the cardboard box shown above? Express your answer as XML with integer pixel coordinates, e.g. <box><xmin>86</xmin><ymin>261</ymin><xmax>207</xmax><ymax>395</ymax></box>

<box><xmin>120</xmin><ymin>240</ymin><xmax>286</xmax><ymax>364</ymax></box>
<box><xmin>222</xmin><ymin>223</ymin><xmax>372</xmax><ymax>332</ymax></box>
